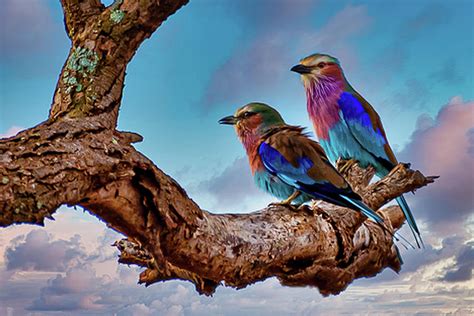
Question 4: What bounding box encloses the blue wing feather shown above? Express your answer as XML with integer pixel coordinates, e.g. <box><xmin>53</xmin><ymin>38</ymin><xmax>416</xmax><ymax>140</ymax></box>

<box><xmin>258</xmin><ymin>142</ymin><xmax>316</xmax><ymax>186</ymax></box>
<box><xmin>337</xmin><ymin>92</ymin><xmax>391</xmax><ymax>166</ymax></box>
<box><xmin>259</xmin><ymin>142</ymin><xmax>385</xmax><ymax>223</ymax></box>
<box><xmin>259</xmin><ymin>142</ymin><xmax>343</xmax><ymax>196</ymax></box>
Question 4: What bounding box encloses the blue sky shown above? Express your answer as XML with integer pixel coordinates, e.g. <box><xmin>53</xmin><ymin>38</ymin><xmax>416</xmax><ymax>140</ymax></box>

<box><xmin>1</xmin><ymin>0</ymin><xmax>473</xmax><ymax>315</ymax></box>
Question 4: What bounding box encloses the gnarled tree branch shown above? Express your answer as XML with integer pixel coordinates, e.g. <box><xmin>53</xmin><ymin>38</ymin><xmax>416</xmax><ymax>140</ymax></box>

<box><xmin>0</xmin><ymin>0</ymin><xmax>436</xmax><ymax>297</ymax></box>
<box><xmin>109</xmin><ymin>161</ymin><xmax>433</xmax><ymax>296</ymax></box>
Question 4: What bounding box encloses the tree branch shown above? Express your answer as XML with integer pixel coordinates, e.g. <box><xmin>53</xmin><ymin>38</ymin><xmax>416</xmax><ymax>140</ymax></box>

<box><xmin>60</xmin><ymin>0</ymin><xmax>104</xmax><ymax>38</ymax></box>
<box><xmin>50</xmin><ymin>0</ymin><xmax>189</xmax><ymax>124</ymax></box>
<box><xmin>0</xmin><ymin>0</ymin><xmax>436</xmax><ymax>297</ymax></box>
<box><xmin>0</xmin><ymin>122</ymin><xmax>435</xmax><ymax>295</ymax></box>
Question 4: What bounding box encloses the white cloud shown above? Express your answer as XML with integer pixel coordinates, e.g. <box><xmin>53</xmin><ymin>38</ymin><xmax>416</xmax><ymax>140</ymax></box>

<box><xmin>0</xmin><ymin>126</ymin><xmax>25</xmax><ymax>138</ymax></box>
<box><xmin>399</xmin><ymin>96</ymin><xmax>474</xmax><ymax>233</ymax></box>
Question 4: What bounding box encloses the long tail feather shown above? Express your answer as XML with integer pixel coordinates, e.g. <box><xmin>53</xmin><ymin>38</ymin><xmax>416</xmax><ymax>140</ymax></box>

<box><xmin>396</xmin><ymin>195</ymin><xmax>424</xmax><ymax>248</ymax></box>
<box><xmin>395</xmin><ymin>244</ymin><xmax>404</xmax><ymax>265</ymax></box>
<box><xmin>339</xmin><ymin>195</ymin><xmax>384</xmax><ymax>224</ymax></box>
<box><xmin>339</xmin><ymin>195</ymin><xmax>415</xmax><ymax>250</ymax></box>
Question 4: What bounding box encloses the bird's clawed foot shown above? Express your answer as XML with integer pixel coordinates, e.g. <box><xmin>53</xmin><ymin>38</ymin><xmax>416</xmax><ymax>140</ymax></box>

<box><xmin>338</xmin><ymin>158</ymin><xmax>358</xmax><ymax>174</ymax></box>
<box><xmin>269</xmin><ymin>191</ymin><xmax>301</xmax><ymax>209</ymax></box>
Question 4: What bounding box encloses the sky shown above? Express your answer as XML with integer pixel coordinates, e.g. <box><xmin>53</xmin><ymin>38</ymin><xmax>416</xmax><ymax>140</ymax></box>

<box><xmin>0</xmin><ymin>0</ymin><xmax>473</xmax><ymax>315</ymax></box>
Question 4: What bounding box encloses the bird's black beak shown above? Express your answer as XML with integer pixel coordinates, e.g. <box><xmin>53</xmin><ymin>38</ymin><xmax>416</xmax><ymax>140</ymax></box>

<box><xmin>218</xmin><ymin>115</ymin><xmax>238</xmax><ymax>125</ymax></box>
<box><xmin>291</xmin><ymin>64</ymin><xmax>312</xmax><ymax>74</ymax></box>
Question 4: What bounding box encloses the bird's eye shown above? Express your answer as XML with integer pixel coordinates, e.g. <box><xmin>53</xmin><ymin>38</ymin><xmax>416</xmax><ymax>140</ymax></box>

<box><xmin>243</xmin><ymin>112</ymin><xmax>253</xmax><ymax>118</ymax></box>
<box><xmin>317</xmin><ymin>62</ymin><xmax>326</xmax><ymax>68</ymax></box>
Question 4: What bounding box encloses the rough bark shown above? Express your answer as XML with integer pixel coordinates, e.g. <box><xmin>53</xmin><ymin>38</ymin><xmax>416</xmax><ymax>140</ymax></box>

<box><xmin>0</xmin><ymin>0</ymin><xmax>436</xmax><ymax>296</ymax></box>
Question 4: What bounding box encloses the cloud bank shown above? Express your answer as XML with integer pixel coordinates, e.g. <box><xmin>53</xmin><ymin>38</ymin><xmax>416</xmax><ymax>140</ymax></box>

<box><xmin>399</xmin><ymin>96</ymin><xmax>474</xmax><ymax>231</ymax></box>
<box><xmin>197</xmin><ymin>157</ymin><xmax>258</xmax><ymax>203</ymax></box>
<box><xmin>6</xmin><ymin>230</ymin><xmax>86</xmax><ymax>272</ymax></box>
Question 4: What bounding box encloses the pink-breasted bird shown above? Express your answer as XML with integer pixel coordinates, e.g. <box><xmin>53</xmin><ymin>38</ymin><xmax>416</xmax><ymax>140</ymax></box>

<box><xmin>218</xmin><ymin>102</ymin><xmax>386</xmax><ymax>225</ymax></box>
<box><xmin>291</xmin><ymin>53</ymin><xmax>423</xmax><ymax>248</ymax></box>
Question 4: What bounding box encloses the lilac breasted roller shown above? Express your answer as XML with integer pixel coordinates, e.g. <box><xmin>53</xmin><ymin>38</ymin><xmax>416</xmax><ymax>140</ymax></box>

<box><xmin>218</xmin><ymin>102</ymin><xmax>386</xmax><ymax>225</ymax></box>
<box><xmin>291</xmin><ymin>53</ymin><xmax>423</xmax><ymax>248</ymax></box>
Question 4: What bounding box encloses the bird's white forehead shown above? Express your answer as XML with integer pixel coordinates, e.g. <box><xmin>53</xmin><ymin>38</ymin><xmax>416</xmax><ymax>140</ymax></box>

<box><xmin>300</xmin><ymin>54</ymin><xmax>335</xmax><ymax>66</ymax></box>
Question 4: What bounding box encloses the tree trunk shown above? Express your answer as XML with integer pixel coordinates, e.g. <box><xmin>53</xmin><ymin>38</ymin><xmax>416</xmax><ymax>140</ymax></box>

<box><xmin>0</xmin><ymin>0</ymin><xmax>436</xmax><ymax>296</ymax></box>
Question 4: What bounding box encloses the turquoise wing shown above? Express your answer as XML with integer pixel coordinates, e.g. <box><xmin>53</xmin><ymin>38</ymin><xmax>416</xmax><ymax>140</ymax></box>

<box><xmin>337</xmin><ymin>91</ymin><xmax>397</xmax><ymax>171</ymax></box>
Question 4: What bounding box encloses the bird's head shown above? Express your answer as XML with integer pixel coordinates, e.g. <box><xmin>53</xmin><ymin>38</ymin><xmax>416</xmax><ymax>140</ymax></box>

<box><xmin>219</xmin><ymin>102</ymin><xmax>285</xmax><ymax>138</ymax></box>
<box><xmin>291</xmin><ymin>53</ymin><xmax>344</xmax><ymax>87</ymax></box>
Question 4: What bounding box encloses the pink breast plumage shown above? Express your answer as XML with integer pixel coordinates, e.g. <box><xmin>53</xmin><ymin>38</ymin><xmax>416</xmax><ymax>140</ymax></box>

<box><xmin>239</xmin><ymin>132</ymin><xmax>265</xmax><ymax>175</ymax></box>
<box><xmin>306</xmin><ymin>81</ymin><xmax>343</xmax><ymax>140</ymax></box>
